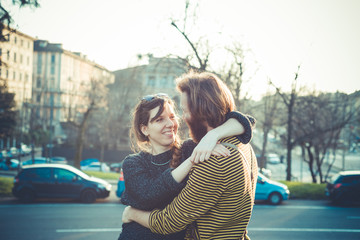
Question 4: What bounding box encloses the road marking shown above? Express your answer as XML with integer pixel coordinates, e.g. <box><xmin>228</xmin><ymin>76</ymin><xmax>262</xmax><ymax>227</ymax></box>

<box><xmin>0</xmin><ymin>203</ymin><xmax>121</xmax><ymax>208</ymax></box>
<box><xmin>56</xmin><ymin>227</ymin><xmax>360</xmax><ymax>233</ymax></box>
<box><xmin>254</xmin><ymin>205</ymin><xmax>344</xmax><ymax>210</ymax></box>
<box><xmin>56</xmin><ymin>228</ymin><xmax>122</xmax><ymax>233</ymax></box>
<box><xmin>248</xmin><ymin>228</ymin><xmax>360</xmax><ymax>233</ymax></box>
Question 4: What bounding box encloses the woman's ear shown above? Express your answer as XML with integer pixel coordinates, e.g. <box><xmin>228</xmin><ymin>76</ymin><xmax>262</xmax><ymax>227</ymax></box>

<box><xmin>141</xmin><ymin>124</ymin><xmax>148</xmax><ymax>137</ymax></box>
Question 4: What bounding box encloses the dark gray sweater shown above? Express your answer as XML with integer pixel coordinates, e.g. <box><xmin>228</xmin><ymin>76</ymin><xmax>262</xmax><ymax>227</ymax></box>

<box><xmin>118</xmin><ymin>141</ymin><xmax>195</xmax><ymax>240</ymax></box>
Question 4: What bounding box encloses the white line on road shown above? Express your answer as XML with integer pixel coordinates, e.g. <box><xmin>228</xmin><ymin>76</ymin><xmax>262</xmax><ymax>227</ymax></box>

<box><xmin>248</xmin><ymin>228</ymin><xmax>360</xmax><ymax>233</ymax></box>
<box><xmin>56</xmin><ymin>227</ymin><xmax>360</xmax><ymax>233</ymax></box>
<box><xmin>254</xmin><ymin>205</ymin><xmax>345</xmax><ymax>210</ymax></box>
<box><xmin>56</xmin><ymin>228</ymin><xmax>122</xmax><ymax>233</ymax></box>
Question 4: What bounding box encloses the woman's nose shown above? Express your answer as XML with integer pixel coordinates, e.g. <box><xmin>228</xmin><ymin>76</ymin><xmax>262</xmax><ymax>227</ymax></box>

<box><xmin>165</xmin><ymin>118</ymin><xmax>174</xmax><ymax>127</ymax></box>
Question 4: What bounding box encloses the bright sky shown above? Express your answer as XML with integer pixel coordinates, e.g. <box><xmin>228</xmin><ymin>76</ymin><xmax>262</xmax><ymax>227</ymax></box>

<box><xmin>5</xmin><ymin>0</ymin><xmax>360</xmax><ymax>99</ymax></box>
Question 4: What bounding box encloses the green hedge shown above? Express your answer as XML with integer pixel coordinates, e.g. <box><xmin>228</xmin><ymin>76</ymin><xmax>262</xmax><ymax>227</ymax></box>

<box><xmin>83</xmin><ymin>171</ymin><xmax>120</xmax><ymax>180</ymax></box>
<box><xmin>0</xmin><ymin>177</ymin><xmax>14</xmax><ymax>197</ymax></box>
<box><xmin>280</xmin><ymin>181</ymin><xmax>327</xmax><ymax>200</ymax></box>
<box><xmin>0</xmin><ymin>174</ymin><xmax>326</xmax><ymax>200</ymax></box>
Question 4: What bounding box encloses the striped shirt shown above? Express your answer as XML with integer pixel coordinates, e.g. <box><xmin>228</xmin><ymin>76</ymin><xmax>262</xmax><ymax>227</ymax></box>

<box><xmin>149</xmin><ymin>136</ymin><xmax>258</xmax><ymax>239</ymax></box>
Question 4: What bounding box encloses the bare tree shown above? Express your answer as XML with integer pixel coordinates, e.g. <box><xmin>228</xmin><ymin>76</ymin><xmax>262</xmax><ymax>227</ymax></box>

<box><xmin>67</xmin><ymin>78</ymin><xmax>108</xmax><ymax>169</ymax></box>
<box><xmin>0</xmin><ymin>0</ymin><xmax>39</xmax><ymax>43</ymax></box>
<box><xmin>170</xmin><ymin>1</ymin><xmax>211</xmax><ymax>71</ymax></box>
<box><xmin>257</xmin><ymin>91</ymin><xmax>280</xmax><ymax>169</ymax></box>
<box><xmin>270</xmin><ymin>65</ymin><xmax>301</xmax><ymax>181</ymax></box>
<box><xmin>292</xmin><ymin>91</ymin><xmax>354</xmax><ymax>183</ymax></box>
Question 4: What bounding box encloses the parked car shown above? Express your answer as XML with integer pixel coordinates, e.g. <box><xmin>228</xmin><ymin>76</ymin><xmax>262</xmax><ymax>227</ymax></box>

<box><xmin>116</xmin><ymin>169</ymin><xmax>125</xmax><ymax>198</ymax></box>
<box><xmin>0</xmin><ymin>159</ymin><xmax>20</xmax><ymax>170</ymax></box>
<box><xmin>10</xmin><ymin>147</ymin><xmax>19</xmax><ymax>157</ymax></box>
<box><xmin>325</xmin><ymin>170</ymin><xmax>360</xmax><ymax>204</ymax></box>
<box><xmin>81</xmin><ymin>162</ymin><xmax>110</xmax><ymax>172</ymax></box>
<box><xmin>21</xmin><ymin>144</ymin><xmax>32</xmax><ymax>155</ymax></box>
<box><xmin>255</xmin><ymin>173</ymin><xmax>290</xmax><ymax>205</ymax></box>
<box><xmin>21</xmin><ymin>157</ymin><xmax>49</xmax><ymax>166</ymax></box>
<box><xmin>80</xmin><ymin>158</ymin><xmax>99</xmax><ymax>167</ymax></box>
<box><xmin>12</xmin><ymin>164</ymin><xmax>111</xmax><ymax>203</ymax></box>
<box><xmin>110</xmin><ymin>163</ymin><xmax>122</xmax><ymax>173</ymax></box>
<box><xmin>50</xmin><ymin>156</ymin><xmax>68</xmax><ymax>164</ymax></box>
<box><xmin>267</xmin><ymin>153</ymin><xmax>281</xmax><ymax>164</ymax></box>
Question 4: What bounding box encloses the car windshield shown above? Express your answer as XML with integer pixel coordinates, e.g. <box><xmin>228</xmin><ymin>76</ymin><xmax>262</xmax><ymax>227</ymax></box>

<box><xmin>68</xmin><ymin>167</ymin><xmax>91</xmax><ymax>179</ymax></box>
<box><xmin>258</xmin><ymin>172</ymin><xmax>268</xmax><ymax>181</ymax></box>
<box><xmin>330</xmin><ymin>173</ymin><xmax>340</xmax><ymax>184</ymax></box>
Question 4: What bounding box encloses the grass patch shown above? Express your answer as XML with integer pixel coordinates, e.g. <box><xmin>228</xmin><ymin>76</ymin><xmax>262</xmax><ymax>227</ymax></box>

<box><xmin>280</xmin><ymin>181</ymin><xmax>327</xmax><ymax>200</ymax></box>
<box><xmin>83</xmin><ymin>171</ymin><xmax>120</xmax><ymax>180</ymax></box>
<box><xmin>0</xmin><ymin>177</ymin><xmax>14</xmax><ymax>197</ymax></box>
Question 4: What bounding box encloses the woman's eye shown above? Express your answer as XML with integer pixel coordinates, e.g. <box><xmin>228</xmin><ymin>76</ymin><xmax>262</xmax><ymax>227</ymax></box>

<box><xmin>156</xmin><ymin>118</ymin><xmax>163</xmax><ymax>122</ymax></box>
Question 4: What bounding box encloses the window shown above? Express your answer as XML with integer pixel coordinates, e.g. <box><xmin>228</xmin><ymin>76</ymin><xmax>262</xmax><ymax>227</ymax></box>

<box><xmin>25</xmin><ymin>74</ymin><xmax>29</xmax><ymax>82</ymax></box>
<box><xmin>50</xmin><ymin>77</ymin><xmax>55</xmax><ymax>88</ymax></box>
<box><xmin>21</xmin><ymin>39</ymin><xmax>23</xmax><ymax>47</ymax></box>
<box><xmin>54</xmin><ymin>169</ymin><xmax>76</xmax><ymax>182</ymax></box>
<box><xmin>19</xmin><ymin>73</ymin><xmax>22</xmax><ymax>81</ymax></box>
<box><xmin>0</xmin><ymin>48</ymin><xmax>2</xmax><ymax>56</ymax></box>
<box><xmin>51</xmin><ymin>54</ymin><xmax>55</xmax><ymax>64</ymax></box>
<box><xmin>147</xmin><ymin>76</ymin><xmax>156</xmax><ymax>87</ymax></box>
<box><xmin>26</xmin><ymin>168</ymin><xmax>52</xmax><ymax>180</ymax></box>
<box><xmin>27</xmin><ymin>56</ymin><xmax>30</xmax><ymax>66</ymax></box>
<box><xmin>160</xmin><ymin>77</ymin><xmax>167</xmax><ymax>87</ymax></box>
<box><xmin>36</xmin><ymin>77</ymin><xmax>42</xmax><ymax>88</ymax></box>
<box><xmin>37</xmin><ymin>54</ymin><xmax>42</xmax><ymax>74</ymax></box>
<box><xmin>14</xmin><ymin>52</ymin><xmax>16</xmax><ymax>62</ymax></box>
<box><xmin>6</xmin><ymin>70</ymin><xmax>8</xmax><ymax>79</ymax></box>
<box><xmin>51</xmin><ymin>65</ymin><xmax>55</xmax><ymax>75</ymax></box>
<box><xmin>7</xmin><ymin>51</ymin><xmax>10</xmax><ymax>60</ymax></box>
<box><xmin>38</xmin><ymin>53</ymin><xmax>42</xmax><ymax>64</ymax></box>
<box><xmin>13</xmin><ymin>71</ymin><xmax>16</xmax><ymax>80</ymax></box>
<box><xmin>20</xmin><ymin>54</ymin><xmax>23</xmax><ymax>64</ymax></box>
<box><xmin>14</xmin><ymin>36</ymin><xmax>17</xmax><ymax>44</ymax></box>
<box><xmin>36</xmin><ymin>94</ymin><xmax>41</xmax><ymax>103</ymax></box>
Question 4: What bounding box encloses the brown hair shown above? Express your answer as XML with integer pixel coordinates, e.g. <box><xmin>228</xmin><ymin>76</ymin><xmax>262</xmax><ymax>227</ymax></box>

<box><xmin>176</xmin><ymin>70</ymin><xmax>235</xmax><ymax>128</ymax></box>
<box><xmin>129</xmin><ymin>96</ymin><xmax>182</xmax><ymax>168</ymax></box>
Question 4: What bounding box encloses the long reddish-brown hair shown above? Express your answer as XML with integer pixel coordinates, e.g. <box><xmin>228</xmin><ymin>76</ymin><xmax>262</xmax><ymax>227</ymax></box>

<box><xmin>176</xmin><ymin>71</ymin><xmax>236</xmax><ymax>128</ymax></box>
<box><xmin>129</xmin><ymin>95</ymin><xmax>182</xmax><ymax>168</ymax></box>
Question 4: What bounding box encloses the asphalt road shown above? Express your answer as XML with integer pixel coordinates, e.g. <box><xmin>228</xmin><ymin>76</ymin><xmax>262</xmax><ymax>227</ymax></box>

<box><xmin>1</xmin><ymin>199</ymin><xmax>359</xmax><ymax>240</ymax></box>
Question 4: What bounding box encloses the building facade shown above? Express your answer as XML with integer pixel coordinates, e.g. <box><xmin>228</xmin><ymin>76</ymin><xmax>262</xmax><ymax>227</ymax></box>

<box><xmin>0</xmin><ymin>28</ymin><xmax>35</xmax><ymax>116</ymax></box>
<box><xmin>108</xmin><ymin>56</ymin><xmax>188</xmax><ymax>147</ymax></box>
<box><xmin>33</xmin><ymin>40</ymin><xmax>114</xmax><ymax>142</ymax></box>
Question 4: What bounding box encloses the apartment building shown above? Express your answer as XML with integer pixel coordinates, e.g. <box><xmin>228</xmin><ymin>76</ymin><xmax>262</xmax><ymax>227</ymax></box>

<box><xmin>33</xmin><ymin>40</ymin><xmax>114</xmax><ymax>142</ymax></box>
<box><xmin>0</xmin><ymin>28</ymin><xmax>35</xmax><ymax>111</ymax></box>
<box><xmin>108</xmin><ymin>56</ymin><xmax>188</xmax><ymax>146</ymax></box>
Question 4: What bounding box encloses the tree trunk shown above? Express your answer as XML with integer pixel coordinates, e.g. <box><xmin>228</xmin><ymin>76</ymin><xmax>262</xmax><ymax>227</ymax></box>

<box><xmin>286</xmin><ymin>103</ymin><xmax>293</xmax><ymax>181</ymax></box>
<box><xmin>74</xmin><ymin>123</ymin><xmax>86</xmax><ymax>169</ymax></box>
<box><xmin>260</xmin><ymin>129</ymin><xmax>269</xmax><ymax>169</ymax></box>
<box><xmin>306</xmin><ymin>145</ymin><xmax>317</xmax><ymax>183</ymax></box>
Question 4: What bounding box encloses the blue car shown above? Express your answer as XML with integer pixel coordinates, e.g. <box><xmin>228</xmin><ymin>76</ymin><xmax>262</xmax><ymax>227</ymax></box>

<box><xmin>116</xmin><ymin>169</ymin><xmax>125</xmax><ymax>198</ymax></box>
<box><xmin>255</xmin><ymin>172</ymin><xmax>290</xmax><ymax>205</ymax></box>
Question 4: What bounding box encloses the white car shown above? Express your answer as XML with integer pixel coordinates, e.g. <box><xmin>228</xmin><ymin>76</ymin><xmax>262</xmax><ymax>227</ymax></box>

<box><xmin>81</xmin><ymin>162</ymin><xmax>110</xmax><ymax>172</ymax></box>
<box><xmin>267</xmin><ymin>153</ymin><xmax>281</xmax><ymax>164</ymax></box>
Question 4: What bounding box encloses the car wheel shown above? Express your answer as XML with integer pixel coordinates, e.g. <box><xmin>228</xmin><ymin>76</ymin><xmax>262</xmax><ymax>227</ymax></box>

<box><xmin>19</xmin><ymin>188</ymin><xmax>35</xmax><ymax>203</ymax></box>
<box><xmin>81</xmin><ymin>189</ymin><xmax>97</xmax><ymax>203</ymax></box>
<box><xmin>268</xmin><ymin>192</ymin><xmax>282</xmax><ymax>205</ymax></box>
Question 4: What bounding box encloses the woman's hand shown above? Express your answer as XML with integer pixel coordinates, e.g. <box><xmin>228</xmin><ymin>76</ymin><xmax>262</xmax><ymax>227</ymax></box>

<box><xmin>190</xmin><ymin>131</ymin><xmax>230</xmax><ymax>164</ymax></box>
<box><xmin>122</xmin><ymin>206</ymin><xmax>133</xmax><ymax>223</ymax></box>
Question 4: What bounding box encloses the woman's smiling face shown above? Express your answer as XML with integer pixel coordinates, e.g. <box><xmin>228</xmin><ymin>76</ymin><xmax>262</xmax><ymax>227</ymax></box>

<box><xmin>141</xmin><ymin>102</ymin><xmax>179</xmax><ymax>154</ymax></box>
